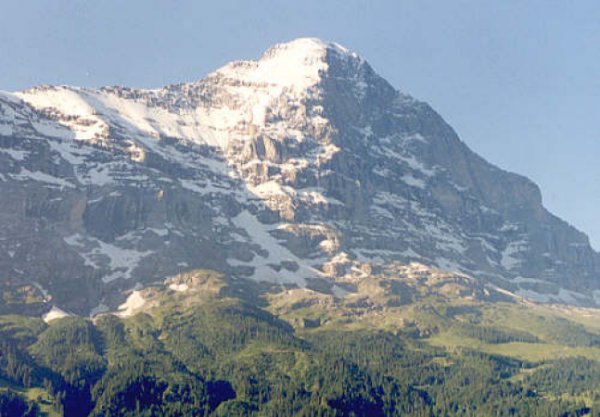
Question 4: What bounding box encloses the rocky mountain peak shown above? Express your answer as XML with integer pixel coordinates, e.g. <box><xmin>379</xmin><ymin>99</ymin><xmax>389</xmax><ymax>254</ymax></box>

<box><xmin>262</xmin><ymin>37</ymin><xmax>358</xmax><ymax>60</ymax></box>
<box><xmin>1</xmin><ymin>39</ymin><xmax>599</xmax><ymax>316</ymax></box>
<box><xmin>213</xmin><ymin>38</ymin><xmax>363</xmax><ymax>91</ymax></box>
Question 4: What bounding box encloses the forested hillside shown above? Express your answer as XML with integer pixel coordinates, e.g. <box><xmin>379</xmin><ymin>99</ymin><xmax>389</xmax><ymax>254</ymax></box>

<box><xmin>3</xmin><ymin>268</ymin><xmax>600</xmax><ymax>416</ymax></box>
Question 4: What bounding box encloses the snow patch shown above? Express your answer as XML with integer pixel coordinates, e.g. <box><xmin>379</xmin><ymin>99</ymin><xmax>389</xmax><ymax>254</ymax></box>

<box><xmin>228</xmin><ymin>210</ymin><xmax>324</xmax><ymax>285</ymax></box>
<box><xmin>400</xmin><ymin>174</ymin><xmax>426</xmax><ymax>189</ymax></box>
<box><xmin>116</xmin><ymin>291</ymin><xmax>146</xmax><ymax>317</ymax></box>
<box><xmin>12</xmin><ymin>168</ymin><xmax>75</xmax><ymax>188</ymax></box>
<box><xmin>43</xmin><ymin>306</ymin><xmax>71</xmax><ymax>323</ymax></box>
<box><xmin>63</xmin><ymin>234</ymin><xmax>153</xmax><ymax>282</ymax></box>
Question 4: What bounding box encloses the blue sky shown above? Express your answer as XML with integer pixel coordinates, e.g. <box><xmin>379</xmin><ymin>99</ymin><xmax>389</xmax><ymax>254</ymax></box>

<box><xmin>1</xmin><ymin>0</ymin><xmax>598</xmax><ymax>247</ymax></box>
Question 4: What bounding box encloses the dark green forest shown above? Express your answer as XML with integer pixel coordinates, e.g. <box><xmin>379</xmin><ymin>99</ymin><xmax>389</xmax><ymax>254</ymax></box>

<box><xmin>0</xmin><ymin>304</ymin><xmax>598</xmax><ymax>416</ymax></box>
<box><xmin>3</xmin><ymin>270</ymin><xmax>600</xmax><ymax>416</ymax></box>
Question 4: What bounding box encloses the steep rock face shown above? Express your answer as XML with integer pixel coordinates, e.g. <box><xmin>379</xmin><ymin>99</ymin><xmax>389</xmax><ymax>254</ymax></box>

<box><xmin>0</xmin><ymin>38</ymin><xmax>598</xmax><ymax>314</ymax></box>
<box><xmin>310</xmin><ymin>46</ymin><xmax>599</xmax><ymax>293</ymax></box>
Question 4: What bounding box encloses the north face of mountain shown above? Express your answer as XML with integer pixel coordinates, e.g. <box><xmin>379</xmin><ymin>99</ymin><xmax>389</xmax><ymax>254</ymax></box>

<box><xmin>0</xmin><ymin>38</ymin><xmax>598</xmax><ymax>315</ymax></box>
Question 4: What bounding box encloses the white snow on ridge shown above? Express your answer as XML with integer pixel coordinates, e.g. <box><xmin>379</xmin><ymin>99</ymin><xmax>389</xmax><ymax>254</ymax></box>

<box><xmin>86</xmin><ymin>90</ymin><xmax>232</xmax><ymax>149</ymax></box>
<box><xmin>217</xmin><ymin>38</ymin><xmax>331</xmax><ymax>92</ymax></box>
<box><xmin>14</xmin><ymin>84</ymin><xmax>227</xmax><ymax>153</ymax></box>
<box><xmin>16</xmin><ymin>87</ymin><xmax>108</xmax><ymax>141</ymax></box>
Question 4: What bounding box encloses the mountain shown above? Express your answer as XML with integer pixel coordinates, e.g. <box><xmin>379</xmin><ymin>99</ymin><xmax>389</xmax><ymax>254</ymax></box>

<box><xmin>0</xmin><ymin>37</ymin><xmax>599</xmax><ymax>316</ymax></box>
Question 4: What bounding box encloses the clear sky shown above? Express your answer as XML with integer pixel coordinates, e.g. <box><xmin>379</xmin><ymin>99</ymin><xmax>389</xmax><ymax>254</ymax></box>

<box><xmin>1</xmin><ymin>0</ymin><xmax>598</xmax><ymax>247</ymax></box>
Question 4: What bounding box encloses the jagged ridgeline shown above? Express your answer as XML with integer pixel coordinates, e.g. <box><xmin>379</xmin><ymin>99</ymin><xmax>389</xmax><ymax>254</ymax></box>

<box><xmin>2</xmin><ymin>268</ymin><xmax>600</xmax><ymax>416</ymax></box>
<box><xmin>0</xmin><ymin>38</ymin><xmax>599</xmax><ymax>315</ymax></box>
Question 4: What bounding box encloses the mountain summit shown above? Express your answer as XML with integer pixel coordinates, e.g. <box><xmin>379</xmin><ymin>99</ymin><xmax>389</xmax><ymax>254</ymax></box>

<box><xmin>0</xmin><ymin>38</ymin><xmax>598</xmax><ymax>315</ymax></box>
<box><xmin>215</xmin><ymin>37</ymin><xmax>361</xmax><ymax>90</ymax></box>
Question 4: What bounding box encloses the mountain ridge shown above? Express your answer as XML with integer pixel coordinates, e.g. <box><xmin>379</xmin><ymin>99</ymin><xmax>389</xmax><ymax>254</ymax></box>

<box><xmin>0</xmin><ymin>38</ymin><xmax>598</xmax><ymax>316</ymax></box>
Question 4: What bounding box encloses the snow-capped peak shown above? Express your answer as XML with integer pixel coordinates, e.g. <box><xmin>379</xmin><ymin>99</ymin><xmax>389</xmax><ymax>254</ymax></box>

<box><xmin>4</xmin><ymin>38</ymin><xmax>600</xmax><ymax>314</ymax></box>
<box><xmin>213</xmin><ymin>37</ymin><xmax>362</xmax><ymax>92</ymax></box>
<box><xmin>260</xmin><ymin>37</ymin><xmax>359</xmax><ymax>62</ymax></box>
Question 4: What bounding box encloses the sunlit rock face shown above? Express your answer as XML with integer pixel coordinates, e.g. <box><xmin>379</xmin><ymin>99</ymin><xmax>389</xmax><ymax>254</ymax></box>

<box><xmin>0</xmin><ymin>38</ymin><xmax>598</xmax><ymax>314</ymax></box>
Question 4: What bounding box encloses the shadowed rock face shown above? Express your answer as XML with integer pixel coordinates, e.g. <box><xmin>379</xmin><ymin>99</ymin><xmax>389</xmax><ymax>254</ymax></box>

<box><xmin>0</xmin><ymin>38</ymin><xmax>598</xmax><ymax>314</ymax></box>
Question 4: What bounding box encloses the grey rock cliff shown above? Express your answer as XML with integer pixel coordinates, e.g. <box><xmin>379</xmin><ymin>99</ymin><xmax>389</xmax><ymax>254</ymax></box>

<box><xmin>0</xmin><ymin>38</ymin><xmax>598</xmax><ymax>314</ymax></box>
